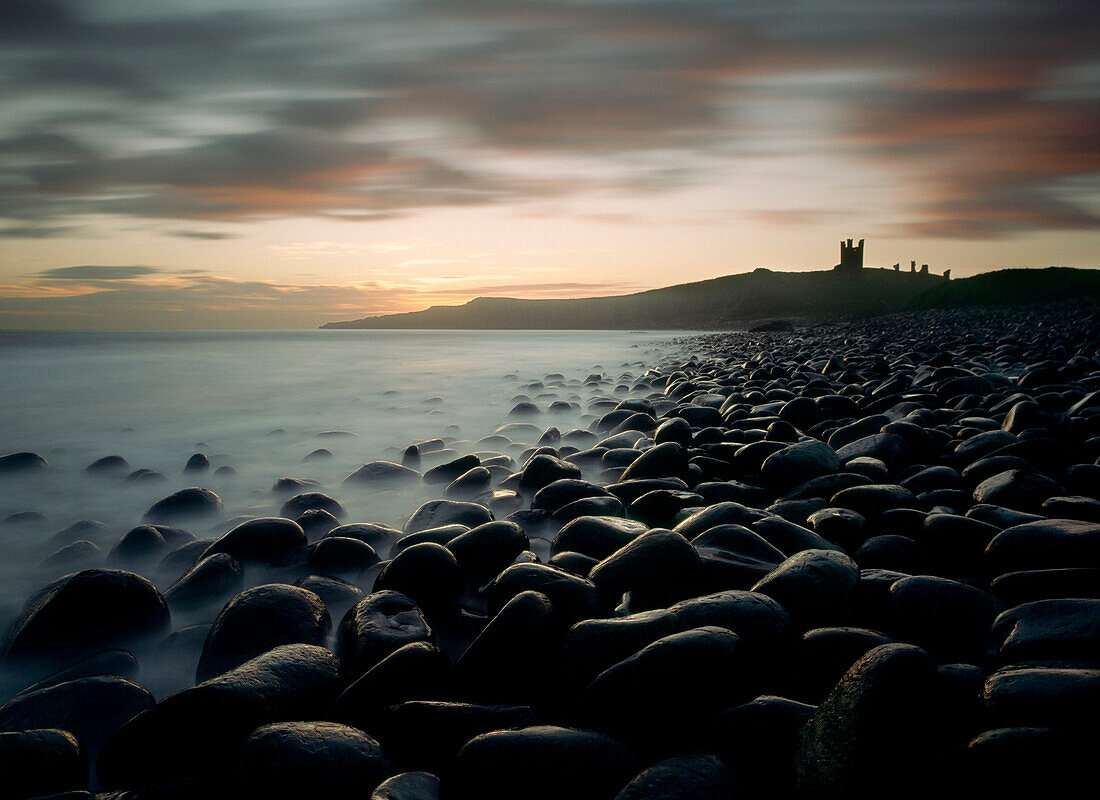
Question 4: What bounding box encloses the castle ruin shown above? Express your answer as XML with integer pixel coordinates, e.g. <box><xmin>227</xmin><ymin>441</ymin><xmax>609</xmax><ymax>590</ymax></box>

<box><xmin>835</xmin><ymin>239</ymin><xmax>948</xmax><ymax>279</ymax></box>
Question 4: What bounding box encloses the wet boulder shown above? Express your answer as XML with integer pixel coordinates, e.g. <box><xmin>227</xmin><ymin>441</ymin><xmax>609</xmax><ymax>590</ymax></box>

<box><xmin>584</xmin><ymin>626</ymin><xmax>748</xmax><ymax>740</ymax></box>
<box><xmin>404</xmin><ymin>500</ymin><xmax>493</xmax><ymax>535</ymax></box>
<box><xmin>450</xmin><ymin>726</ymin><xmax>639</xmax><ymax>800</ymax></box>
<box><xmin>446</xmin><ymin>521</ymin><xmax>529</xmax><ymax>587</ymax></box>
<box><xmin>378</xmin><ymin>702</ymin><xmax>535</xmax><ymax>775</ymax></box>
<box><xmin>989</xmin><ymin>598</ymin><xmax>1100</xmax><ymax>665</ymax></box>
<box><xmin>488</xmin><ymin>563</ymin><xmax>601</xmax><ymax>622</ymax></box>
<box><xmin>0</xmin><ymin>729</ymin><xmax>85</xmax><ymax>798</ymax></box>
<box><xmin>163</xmin><ymin>552</ymin><xmax>243</xmax><ymax>613</ymax></box>
<box><xmin>454</xmin><ymin>591</ymin><xmax>561</xmax><ymax>704</ymax></box>
<box><xmin>1</xmin><ymin>569</ymin><xmax>170</xmax><ymax>676</ymax></box>
<box><xmin>195</xmin><ymin>584</ymin><xmax>330</xmax><ymax>682</ymax></box>
<box><xmin>97</xmin><ymin>644</ymin><xmax>343</xmax><ymax>789</ymax></box>
<box><xmin>371</xmin><ymin>771</ymin><xmax>440</xmax><ymax>800</ymax></box>
<box><xmin>972</xmin><ymin>469</ymin><xmax>1062</xmax><ymax>513</ymax></box>
<box><xmin>201</xmin><ymin>516</ymin><xmax>307</xmax><ymax>567</ymax></box>
<box><xmin>760</xmin><ymin>440</ymin><xmax>841</xmax><ymax>490</ymax></box>
<box><xmin>331</xmin><ymin>641</ymin><xmax>451</xmax><ymax>732</ymax></box>
<box><xmin>752</xmin><ymin>550</ymin><xmax>859</xmax><ymax>630</ymax></box>
<box><xmin>280</xmin><ymin>491</ymin><xmax>346</xmax><ymax>520</ymax></box>
<box><xmin>613</xmin><ymin>754</ymin><xmax>732</xmax><ymax>800</ymax></box>
<box><xmin>337</xmin><ymin>591</ymin><xmax>434</xmax><ymax>678</ymax></box>
<box><xmin>374</xmin><ymin>543</ymin><xmax>463</xmax><ymax>612</ymax></box>
<box><xmin>0</xmin><ymin>676</ymin><xmax>153</xmax><ymax>784</ymax></box>
<box><xmin>345</xmin><ymin>460</ymin><xmax>423</xmax><ymax>487</ymax></box>
<box><xmin>308</xmin><ymin>536</ymin><xmax>380</xmax><ymax>578</ymax></box>
<box><xmin>589</xmin><ymin>529</ymin><xmax>700</xmax><ymax>609</ymax></box>
<box><xmin>794</xmin><ymin>644</ymin><xmax>938</xmax><ymax>798</ymax></box>
<box><xmin>85</xmin><ymin>455</ymin><xmax>129</xmax><ymax>476</ymax></box>
<box><xmin>143</xmin><ymin>487</ymin><xmax>223</xmax><ymax>523</ymax></box>
<box><xmin>239</xmin><ymin>721</ymin><xmax>394</xmax><ymax>797</ymax></box>
<box><xmin>518</xmin><ymin>454</ymin><xmax>582</xmax><ymax>492</ymax></box>
<box><xmin>985</xmin><ymin>517</ymin><xmax>1100</xmax><ymax>573</ymax></box>
<box><xmin>618</xmin><ymin>442</ymin><xmax>691</xmax><ymax>482</ymax></box>
<box><xmin>888</xmin><ymin>576</ymin><xmax>1003</xmax><ymax>663</ymax></box>
<box><xmin>552</xmin><ymin>516</ymin><xmax>648</xmax><ymax>561</ymax></box>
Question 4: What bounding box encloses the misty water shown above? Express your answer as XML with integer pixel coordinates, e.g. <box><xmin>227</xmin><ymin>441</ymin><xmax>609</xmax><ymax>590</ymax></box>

<box><xmin>0</xmin><ymin>329</ymin><xmax>687</xmax><ymax>697</ymax></box>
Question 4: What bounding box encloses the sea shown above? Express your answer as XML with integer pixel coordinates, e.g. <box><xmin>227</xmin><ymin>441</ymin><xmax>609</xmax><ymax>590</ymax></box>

<box><xmin>0</xmin><ymin>329</ymin><xmax>690</xmax><ymax>688</ymax></box>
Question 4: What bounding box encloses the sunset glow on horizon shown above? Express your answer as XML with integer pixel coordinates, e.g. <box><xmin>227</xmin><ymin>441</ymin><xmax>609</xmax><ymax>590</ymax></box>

<box><xmin>1</xmin><ymin>0</ymin><xmax>1098</xmax><ymax>328</ymax></box>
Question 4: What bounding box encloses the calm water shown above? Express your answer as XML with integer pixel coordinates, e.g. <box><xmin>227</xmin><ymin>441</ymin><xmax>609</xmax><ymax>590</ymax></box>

<box><xmin>0</xmin><ymin>329</ymin><xmax>689</xmax><ymax>661</ymax></box>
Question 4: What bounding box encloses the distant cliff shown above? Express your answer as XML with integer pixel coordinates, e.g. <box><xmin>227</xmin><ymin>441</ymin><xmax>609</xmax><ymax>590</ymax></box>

<box><xmin>322</xmin><ymin>267</ymin><xmax>947</xmax><ymax>330</ymax></box>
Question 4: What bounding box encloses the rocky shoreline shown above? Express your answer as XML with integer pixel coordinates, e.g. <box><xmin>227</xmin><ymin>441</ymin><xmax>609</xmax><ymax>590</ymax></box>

<box><xmin>1</xmin><ymin>303</ymin><xmax>1098</xmax><ymax>799</ymax></box>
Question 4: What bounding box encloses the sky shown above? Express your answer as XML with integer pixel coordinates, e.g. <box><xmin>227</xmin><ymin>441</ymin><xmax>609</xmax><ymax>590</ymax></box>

<box><xmin>0</xmin><ymin>0</ymin><xmax>1098</xmax><ymax>329</ymax></box>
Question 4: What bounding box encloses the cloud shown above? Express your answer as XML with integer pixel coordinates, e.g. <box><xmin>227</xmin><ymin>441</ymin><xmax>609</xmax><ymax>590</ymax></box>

<box><xmin>0</xmin><ymin>1</ymin><xmax>1095</xmax><ymax>238</ymax></box>
<box><xmin>168</xmin><ymin>230</ymin><xmax>238</xmax><ymax>240</ymax></box>
<box><xmin>33</xmin><ymin>265</ymin><xmax>162</xmax><ymax>280</ymax></box>
<box><xmin>0</xmin><ymin>264</ymin><xmax>642</xmax><ymax>328</ymax></box>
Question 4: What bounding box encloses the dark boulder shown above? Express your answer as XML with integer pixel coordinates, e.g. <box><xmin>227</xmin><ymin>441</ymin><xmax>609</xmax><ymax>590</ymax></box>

<box><xmin>239</xmin><ymin>721</ymin><xmax>394</xmax><ymax>796</ymax></box>
<box><xmin>589</xmin><ymin>529</ymin><xmax>700</xmax><ymax>608</ymax></box>
<box><xmin>449</xmin><ymin>726</ymin><xmax>638</xmax><ymax>800</ymax></box>
<box><xmin>378</xmin><ymin>702</ymin><xmax>535</xmax><ymax>775</ymax></box>
<box><xmin>985</xmin><ymin>517</ymin><xmax>1100</xmax><ymax>572</ymax></box>
<box><xmin>337</xmin><ymin>591</ymin><xmax>433</xmax><ymax>678</ymax></box>
<box><xmin>0</xmin><ymin>729</ymin><xmax>84</xmax><ymax>798</ymax></box>
<box><xmin>143</xmin><ymin>487</ymin><xmax>223</xmax><ymax>523</ymax></box>
<box><xmin>308</xmin><ymin>536</ymin><xmax>380</xmax><ymax>578</ymax></box>
<box><xmin>201</xmin><ymin>516</ymin><xmax>307</xmax><ymax>567</ymax></box>
<box><xmin>584</xmin><ymin>626</ymin><xmax>748</xmax><ymax>740</ymax></box>
<box><xmin>989</xmin><ymin>599</ymin><xmax>1100</xmax><ymax>665</ymax></box>
<box><xmin>972</xmin><ymin>469</ymin><xmax>1062</xmax><ymax>513</ymax></box>
<box><xmin>371</xmin><ymin>771</ymin><xmax>441</xmax><ymax>800</ymax></box>
<box><xmin>97</xmin><ymin>644</ymin><xmax>343</xmax><ymax>789</ymax></box>
<box><xmin>518</xmin><ymin>454</ymin><xmax>582</xmax><ymax>491</ymax></box>
<box><xmin>752</xmin><ymin>550</ymin><xmax>859</xmax><ymax>630</ymax></box>
<box><xmin>374</xmin><ymin>543</ymin><xmax>463</xmax><ymax>612</ymax></box>
<box><xmin>1</xmin><ymin>569</ymin><xmax>170</xmax><ymax>676</ymax></box>
<box><xmin>446</xmin><ymin>521</ymin><xmax>529</xmax><ymax>586</ymax></box>
<box><xmin>280</xmin><ymin>491</ymin><xmax>346</xmax><ymax>520</ymax></box>
<box><xmin>760</xmin><ymin>440</ymin><xmax>841</xmax><ymax>490</ymax></box>
<box><xmin>331</xmin><ymin>641</ymin><xmax>451</xmax><ymax>732</ymax></box>
<box><xmin>85</xmin><ymin>455</ymin><xmax>129</xmax><ymax>476</ymax></box>
<box><xmin>488</xmin><ymin>563</ymin><xmax>600</xmax><ymax>622</ymax></box>
<box><xmin>454</xmin><ymin>591</ymin><xmax>561</xmax><ymax>704</ymax></box>
<box><xmin>613</xmin><ymin>754</ymin><xmax>732</xmax><ymax>800</ymax></box>
<box><xmin>196</xmin><ymin>583</ymin><xmax>330</xmax><ymax>683</ymax></box>
<box><xmin>552</xmin><ymin>516</ymin><xmax>648</xmax><ymax>560</ymax></box>
<box><xmin>794</xmin><ymin>644</ymin><xmax>938</xmax><ymax>799</ymax></box>
<box><xmin>618</xmin><ymin>442</ymin><xmax>691</xmax><ymax>482</ymax></box>
<box><xmin>0</xmin><ymin>676</ymin><xmax>152</xmax><ymax>785</ymax></box>
<box><xmin>404</xmin><ymin>500</ymin><xmax>493</xmax><ymax>535</ymax></box>
<box><xmin>163</xmin><ymin>553</ymin><xmax>243</xmax><ymax>612</ymax></box>
<box><xmin>345</xmin><ymin>461</ymin><xmax>422</xmax><ymax>486</ymax></box>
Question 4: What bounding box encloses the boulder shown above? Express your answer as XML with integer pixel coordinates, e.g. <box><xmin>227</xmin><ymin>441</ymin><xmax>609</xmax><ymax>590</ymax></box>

<box><xmin>450</xmin><ymin>726</ymin><xmax>638</xmax><ymax>800</ymax></box>
<box><xmin>239</xmin><ymin>721</ymin><xmax>394</xmax><ymax>796</ymax></box>
<box><xmin>196</xmin><ymin>584</ymin><xmax>330</xmax><ymax>682</ymax></box>
<box><xmin>201</xmin><ymin>517</ymin><xmax>307</xmax><ymax>567</ymax></box>
<box><xmin>143</xmin><ymin>487</ymin><xmax>223</xmax><ymax>523</ymax></box>
<box><xmin>0</xmin><ymin>729</ymin><xmax>84</xmax><ymax>798</ymax></box>
<box><xmin>374</xmin><ymin>543</ymin><xmax>463</xmax><ymax>611</ymax></box>
<box><xmin>794</xmin><ymin>644</ymin><xmax>938</xmax><ymax>798</ymax></box>
<box><xmin>97</xmin><ymin>644</ymin><xmax>344</xmax><ymax>789</ymax></box>
<box><xmin>752</xmin><ymin>550</ymin><xmax>859</xmax><ymax>630</ymax></box>
<box><xmin>1</xmin><ymin>569</ymin><xmax>170</xmax><ymax>676</ymax></box>
<box><xmin>337</xmin><ymin>591</ymin><xmax>433</xmax><ymax>678</ymax></box>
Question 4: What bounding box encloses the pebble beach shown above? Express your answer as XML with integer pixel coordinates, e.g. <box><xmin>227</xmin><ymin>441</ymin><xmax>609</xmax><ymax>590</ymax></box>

<box><xmin>1</xmin><ymin>304</ymin><xmax>1098</xmax><ymax>799</ymax></box>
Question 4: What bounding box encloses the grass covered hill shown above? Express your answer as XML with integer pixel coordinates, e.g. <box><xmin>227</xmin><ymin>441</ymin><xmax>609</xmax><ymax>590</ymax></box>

<box><xmin>323</xmin><ymin>267</ymin><xmax>946</xmax><ymax>330</ymax></box>
<box><xmin>909</xmin><ymin>267</ymin><xmax>1100</xmax><ymax>309</ymax></box>
<box><xmin>322</xmin><ymin>266</ymin><xmax>1098</xmax><ymax>330</ymax></box>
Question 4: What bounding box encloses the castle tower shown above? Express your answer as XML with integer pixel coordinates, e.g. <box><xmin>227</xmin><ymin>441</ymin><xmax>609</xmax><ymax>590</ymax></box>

<box><xmin>838</xmin><ymin>238</ymin><xmax>864</xmax><ymax>271</ymax></box>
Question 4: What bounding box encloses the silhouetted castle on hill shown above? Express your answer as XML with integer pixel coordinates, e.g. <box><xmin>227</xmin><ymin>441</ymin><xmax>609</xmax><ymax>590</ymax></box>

<box><xmin>833</xmin><ymin>238</ymin><xmax>949</xmax><ymax>280</ymax></box>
